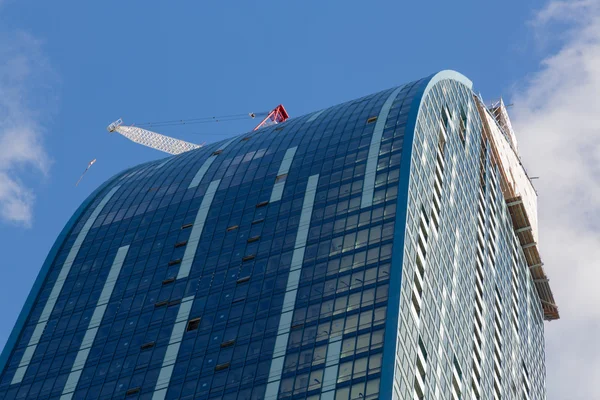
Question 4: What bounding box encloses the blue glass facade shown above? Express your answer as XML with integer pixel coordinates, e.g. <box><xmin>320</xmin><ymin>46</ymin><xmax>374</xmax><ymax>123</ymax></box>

<box><xmin>0</xmin><ymin>71</ymin><xmax>548</xmax><ymax>400</ymax></box>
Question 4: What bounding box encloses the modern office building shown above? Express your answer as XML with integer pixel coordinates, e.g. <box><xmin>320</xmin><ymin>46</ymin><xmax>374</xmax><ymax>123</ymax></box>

<box><xmin>0</xmin><ymin>71</ymin><xmax>557</xmax><ymax>400</ymax></box>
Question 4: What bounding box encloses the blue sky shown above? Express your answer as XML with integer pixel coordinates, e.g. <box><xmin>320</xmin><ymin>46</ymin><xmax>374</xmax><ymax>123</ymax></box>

<box><xmin>1</xmin><ymin>1</ymin><xmax>598</xmax><ymax>398</ymax></box>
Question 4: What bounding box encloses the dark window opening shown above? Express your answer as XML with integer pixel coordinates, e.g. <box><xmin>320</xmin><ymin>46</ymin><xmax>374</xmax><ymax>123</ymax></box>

<box><xmin>140</xmin><ymin>342</ymin><xmax>155</xmax><ymax>350</ymax></box>
<box><xmin>256</xmin><ymin>201</ymin><xmax>269</xmax><ymax>208</ymax></box>
<box><xmin>174</xmin><ymin>241</ymin><xmax>188</xmax><ymax>248</ymax></box>
<box><xmin>154</xmin><ymin>300</ymin><xmax>168</xmax><ymax>308</ymax></box>
<box><xmin>459</xmin><ymin>108</ymin><xmax>467</xmax><ymax>145</ymax></box>
<box><xmin>181</xmin><ymin>223</ymin><xmax>193</xmax><ymax>230</ymax></box>
<box><xmin>187</xmin><ymin>318</ymin><xmax>201</xmax><ymax>332</ymax></box>
<box><xmin>275</xmin><ymin>173</ymin><xmax>288</xmax><ymax>183</ymax></box>
<box><xmin>247</xmin><ymin>236</ymin><xmax>260</xmax><ymax>243</ymax></box>
<box><xmin>126</xmin><ymin>387</ymin><xmax>141</xmax><ymax>396</ymax></box>
<box><xmin>438</xmin><ymin>129</ymin><xmax>446</xmax><ymax>156</ymax></box>
<box><xmin>168</xmin><ymin>299</ymin><xmax>181</xmax><ymax>307</ymax></box>
<box><xmin>213</xmin><ymin>150</ymin><xmax>223</xmax><ymax>155</ymax></box>
<box><xmin>162</xmin><ymin>277</ymin><xmax>175</xmax><ymax>285</ymax></box>
<box><xmin>215</xmin><ymin>362</ymin><xmax>230</xmax><ymax>371</ymax></box>
<box><xmin>367</xmin><ymin>116</ymin><xmax>378</xmax><ymax>124</ymax></box>
<box><xmin>242</xmin><ymin>254</ymin><xmax>256</xmax><ymax>262</ymax></box>
<box><xmin>168</xmin><ymin>259</ymin><xmax>181</xmax><ymax>266</ymax></box>
<box><xmin>236</xmin><ymin>276</ymin><xmax>251</xmax><ymax>284</ymax></box>
<box><xmin>418</xmin><ymin>337</ymin><xmax>428</xmax><ymax>360</ymax></box>
<box><xmin>221</xmin><ymin>340</ymin><xmax>236</xmax><ymax>348</ymax></box>
<box><xmin>251</xmin><ymin>218</ymin><xmax>264</xmax><ymax>225</ymax></box>
<box><xmin>442</xmin><ymin>106</ymin><xmax>451</xmax><ymax>129</ymax></box>
<box><xmin>226</xmin><ymin>225</ymin><xmax>239</xmax><ymax>232</ymax></box>
<box><xmin>412</xmin><ymin>293</ymin><xmax>421</xmax><ymax>316</ymax></box>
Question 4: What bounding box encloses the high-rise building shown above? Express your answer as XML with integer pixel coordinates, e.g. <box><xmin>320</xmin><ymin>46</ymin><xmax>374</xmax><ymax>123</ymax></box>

<box><xmin>0</xmin><ymin>71</ymin><xmax>557</xmax><ymax>400</ymax></box>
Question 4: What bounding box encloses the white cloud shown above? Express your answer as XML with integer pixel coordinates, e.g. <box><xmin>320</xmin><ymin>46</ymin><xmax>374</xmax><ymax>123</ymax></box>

<box><xmin>0</xmin><ymin>32</ymin><xmax>55</xmax><ymax>227</ymax></box>
<box><xmin>512</xmin><ymin>1</ymin><xmax>600</xmax><ymax>398</ymax></box>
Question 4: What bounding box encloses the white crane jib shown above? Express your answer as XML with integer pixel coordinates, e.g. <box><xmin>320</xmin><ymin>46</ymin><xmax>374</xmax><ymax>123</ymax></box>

<box><xmin>107</xmin><ymin>119</ymin><xmax>202</xmax><ymax>155</ymax></box>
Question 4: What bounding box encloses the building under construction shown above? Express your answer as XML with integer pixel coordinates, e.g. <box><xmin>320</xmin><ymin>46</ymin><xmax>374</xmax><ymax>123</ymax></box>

<box><xmin>0</xmin><ymin>70</ymin><xmax>555</xmax><ymax>400</ymax></box>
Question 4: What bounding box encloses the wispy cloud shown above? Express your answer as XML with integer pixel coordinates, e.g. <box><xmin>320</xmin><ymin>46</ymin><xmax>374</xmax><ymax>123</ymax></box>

<box><xmin>512</xmin><ymin>1</ymin><xmax>600</xmax><ymax>398</ymax></box>
<box><xmin>0</xmin><ymin>31</ymin><xmax>56</xmax><ymax>227</ymax></box>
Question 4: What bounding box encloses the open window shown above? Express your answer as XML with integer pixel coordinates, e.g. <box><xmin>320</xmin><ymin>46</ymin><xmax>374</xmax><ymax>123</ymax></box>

<box><xmin>187</xmin><ymin>317</ymin><xmax>201</xmax><ymax>332</ymax></box>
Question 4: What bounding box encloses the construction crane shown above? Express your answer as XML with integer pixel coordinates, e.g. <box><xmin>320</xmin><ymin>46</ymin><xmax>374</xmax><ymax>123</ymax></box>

<box><xmin>107</xmin><ymin>105</ymin><xmax>289</xmax><ymax>155</ymax></box>
<box><xmin>75</xmin><ymin>158</ymin><xmax>97</xmax><ymax>186</ymax></box>
<box><xmin>252</xmin><ymin>104</ymin><xmax>289</xmax><ymax>131</ymax></box>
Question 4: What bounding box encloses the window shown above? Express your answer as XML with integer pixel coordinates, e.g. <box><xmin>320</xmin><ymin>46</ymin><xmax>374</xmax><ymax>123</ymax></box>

<box><xmin>162</xmin><ymin>277</ymin><xmax>175</xmax><ymax>285</ymax></box>
<box><xmin>353</xmin><ymin>357</ymin><xmax>367</xmax><ymax>378</ymax></box>
<box><xmin>367</xmin><ymin>116</ymin><xmax>378</xmax><ymax>124</ymax></box>
<box><xmin>181</xmin><ymin>223</ymin><xmax>193</xmax><ymax>229</ymax></box>
<box><xmin>247</xmin><ymin>236</ymin><xmax>260</xmax><ymax>243</ymax></box>
<box><xmin>256</xmin><ymin>201</ymin><xmax>269</xmax><ymax>208</ymax></box>
<box><xmin>187</xmin><ymin>318</ymin><xmax>201</xmax><ymax>332</ymax></box>
<box><xmin>126</xmin><ymin>387</ymin><xmax>141</xmax><ymax>396</ymax></box>
<box><xmin>140</xmin><ymin>342</ymin><xmax>155</xmax><ymax>350</ymax></box>
<box><xmin>168</xmin><ymin>259</ymin><xmax>181</xmax><ymax>266</ymax></box>
<box><xmin>275</xmin><ymin>173</ymin><xmax>288</xmax><ymax>183</ymax></box>
<box><xmin>442</xmin><ymin>106</ymin><xmax>451</xmax><ymax>129</ymax></box>
<box><xmin>174</xmin><ymin>241</ymin><xmax>187</xmax><ymax>248</ymax></box>
<box><xmin>227</xmin><ymin>225</ymin><xmax>239</xmax><ymax>232</ymax></box>
<box><xmin>215</xmin><ymin>362</ymin><xmax>230</xmax><ymax>371</ymax></box>
<box><xmin>368</xmin><ymin>353</ymin><xmax>382</xmax><ymax>374</ymax></box>
<box><xmin>459</xmin><ymin>108</ymin><xmax>467</xmax><ymax>144</ymax></box>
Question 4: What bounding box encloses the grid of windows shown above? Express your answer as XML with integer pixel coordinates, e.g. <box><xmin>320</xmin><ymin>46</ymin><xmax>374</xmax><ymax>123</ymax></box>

<box><xmin>0</xmin><ymin>71</ymin><xmax>547</xmax><ymax>400</ymax></box>
<box><xmin>391</xmin><ymin>77</ymin><xmax>546</xmax><ymax>400</ymax></box>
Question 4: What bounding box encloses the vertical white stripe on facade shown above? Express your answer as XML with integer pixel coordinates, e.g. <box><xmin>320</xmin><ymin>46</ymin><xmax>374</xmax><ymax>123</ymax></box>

<box><xmin>120</xmin><ymin>166</ymin><xmax>148</xmax><ymax>181</ymax></box>
<box><xmin>361</xmin><ymin>87</ymin><xmax>404</xmax><ymax>209</ymax></box>
<box><xmin>10</xmin><ymin>185</ymin><xmax>121</xmax><ymax>385</ymax></box>
<box><xmin>60</xmin><ymin>245</ymin><xmax>130</xmax><ymax>399</ymax></box>
<box><xmin>177</xmin><ymin>180</ymin><xmax>221</xmax><ymax>279</ymax></box>
<box><xmin>188</xmin><ymin>136</ymin><xmax>238</xmax><ymax>189</ymax></box>
<box><xmin>151</xmin><ymin>178</ymin><xmax>221</xmax><ymax>398</ymax></box>
<box><xmin>320</xmin><ymin>336</ymin><xmax>343</xmax><ymax>399</ymax></box>
<box><xmin>152</xmin><ymin>296</ymin><xmax>195</xmax><ymax>400</ymax></box>
<box><xmin>264</xmin><ymin>174</ymin><xmax>319</xmax><ymax>400</ymax></box>
<box><xmin>269</xmin><ymin>147</ymin><xmax>298</xmax><ymax>203</ymax></box>
<box><xmin>155</xmin><ymin>158</ymin><xmax>173</xmax><ymax>169</ymax></box>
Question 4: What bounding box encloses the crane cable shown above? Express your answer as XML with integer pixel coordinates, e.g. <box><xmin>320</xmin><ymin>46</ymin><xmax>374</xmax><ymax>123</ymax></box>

<box><xmin>135</xmin><ymin>111</ymin><xmax>269</xmax><ymax>128</ymax></box>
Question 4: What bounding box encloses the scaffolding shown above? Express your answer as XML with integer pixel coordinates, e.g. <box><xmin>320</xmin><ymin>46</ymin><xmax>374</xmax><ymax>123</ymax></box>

<box><xmin>489</xmin><ymin>99</ymin><xmax>519</xmax><ymax>153</ymax></box>
<box><xmin>475</xmin><ymin>96</ymin><xmax>559</xmax><ymax>321</ymax></box>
